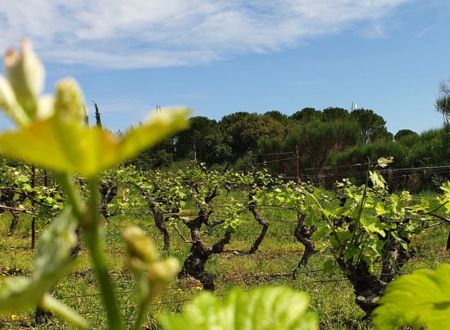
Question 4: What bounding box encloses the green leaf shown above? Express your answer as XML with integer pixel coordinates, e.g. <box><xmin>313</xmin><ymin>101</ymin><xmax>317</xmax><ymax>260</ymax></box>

<box><xmin>322</xmin><ymin>208</ymin><xmax>332</xmax><ymax>219</ymax></box>
<box><xmin>373</xmin><ymin>264</ymin><xmax>450</xmax><ymax>330</ymax></box>
<box><xmin>374</xmin><ymin>203</ymin><xmax>386</xmax><ymax>216</ymax></box>
<box><xmin>369</xmin><ymin>171</ymin><xmax>386</xmax><ymax>189</ymax></box>
<box><xmin>400</xmin><ymin>191</ymin><xmax>412</xmax><ymax>202</ymax></box>
<box><xmin>377</xmin><ymin>157</ymin><xmax>394</xmax><ymax>168</ymax></box>
<box><xmin>322</xmin><ymin>259</ymin><xmax>337</xmax><ymax>274</ymax></box>
<box><xmin>390</xmin><ymin>231</ymin><xmax>408</xmax><ymax>250</ymax></box>
<box><xmin>159</xmin><ymin>286</ymin><xmax>318</xmax><ymax>330</ymax></box>
<box><xmin>360</xmin><ymin>216</ymin><xmax>385</xmax><ymax>237</ymax></box>
<box><xmin>0</xmin><ymin>207</ymin><xmax>77</xmax><ymax>312</ymax></box>
<box><xmin>440</xmin><ymin>181</ymin><xmax>450</xmax><ymax>196</ymax></box>
<box><xmin>0</xmin><ymin>108</ymin><xmax>189</xmax><ymax>177</ymax></box>
<box><xmin>344</xmin><ymin>245</ymin><xmax>361</xmax><ymax>260</ymax></box>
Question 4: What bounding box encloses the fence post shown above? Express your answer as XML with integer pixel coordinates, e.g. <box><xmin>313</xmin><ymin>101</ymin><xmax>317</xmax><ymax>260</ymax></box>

<box><xmin>295</xmin><ymin>144</ymin><xmax>300</xmax><ymax>183</ymax></box>
<box><xmin>31</xmin><ymin>166</ymin><xmax>36</xmax><ymax>250</ymax></box>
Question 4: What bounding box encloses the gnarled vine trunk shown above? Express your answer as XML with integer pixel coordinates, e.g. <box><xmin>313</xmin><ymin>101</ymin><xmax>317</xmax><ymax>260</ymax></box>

<box><xmin>180</xmin><ymin>210</ymin><xmax>232</xmax><ymax>291</ymax></box>
<box><xmin>1</xmin><ymin>188</ymin><xmax>23</xmax><ymax>235</ymax></box>
<box><xmin>153</xmin><ymin>212</ymin><xmax>170</xmax><ymax>251</ymax></box>
<box><xmin>337</xmin><ymin>235</ymin><xmax>414</xmax><ymax>317</ymax></box>
<box><xmin>99</xmin><ymin>182</ymin><xmax>118</xmax><ymax>222</ymax></box>
<box><xmin>132</xmin><ymin>183</ymin><xmax>172</xmax><ymax>250</ymax></box>
<box><xmin>247</xmin><ymin>191</ymin><xmax>269</xmax><ymax>254</ymax></box>
<box><xmin>293</xmin><ymin>212</ymin><xmax>316</xmax><ymax>277</ymax></box>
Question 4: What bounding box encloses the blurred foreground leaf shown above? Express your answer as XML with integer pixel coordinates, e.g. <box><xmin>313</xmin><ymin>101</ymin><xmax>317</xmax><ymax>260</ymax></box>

<box><xmin>159</xmin><ymin>286</ymin><xmax>318</xmax><ymax>330</ymax></box>
<box><xmin>0</xmin><ymin>207</ymin><xmax>77</xmax><ymax>312</ymax></box>
<box><xmin>0</xmin><ymin>108</ymin><xmax>189</xmax><ymax>177</ymax></box>
<box><xmin>374</xmin><ymin>264</ymin><xmax>450</xmax><ymax>330</ymax></box>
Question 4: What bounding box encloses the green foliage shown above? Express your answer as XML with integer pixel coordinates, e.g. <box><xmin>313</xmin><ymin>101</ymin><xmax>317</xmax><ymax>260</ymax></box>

<box><xmin>221</xmin><ymin>112</ymin><xmax>285</xmax><ymax>155</ymax></box>
<box><xmin>122</xmin><ymin>165</ymin><xmax>187</xmax><ymax>216</ymax></box>
<box><xmin>0</xmin><ymin>207</ymin><xmax>77</xmax><ymax>312</ymax></box>
<box><xmin>350</xmin><ymin>109</ymin><xmax>390</xmax><ymax>144</ymax></box>
<box><xmin>322</xmin><ymin>107</ymin><xmax>350</xmax><ymax>121</ymax></box>
<box><xmin>284</xmin><ymin>118</ymin><xmax>360</xmax><ymax>170</ymax></box>
<box><xmin>330</xmin><ymin>140</ymin><xmax>409</xmax><ymax>168</ymax></box>
<box><xmin>436</xmin><ymin>95</ymin><xmax>450</xmax><ymax>124</ymax></box>
<box><xmin>436</xmin><ymin>80</ymin><xmax>450</xmax><ymax>125</ymax></box>
<box><xmin>438</xmin><ymin>181</ymin><xmax>450</xmax><ymax>214</ymax></box>
<box><xmin>409</xmin><ymin>126</ymin><xmax>450</xmax><ymax>167</ymax></box>
<box><xmin>394</xmin><ymin>129</ymin><xmax>418</xmax><ymax>141</ymax></box>
<box><xmin>159</xmin><ymin>287</ymin><xmax>318</xmax><ymax>330</ymax></box>
<box><xmin>374</xmin><ymin>264</ymin><xmax>450</xmax><ymax>330</ymax></box>
<box><xmin>290</xmin><ymin>107</ymin><xmax>321</xmax><ymax>123</ymax></box>
<box><xmin>118</xmin><ymin>104</ymin><xmax>447</xmax><ymax>191</ymax></box>
<box><xmin>329</xmin><ymin>168</ymin><xmax>423</xmax><ymax>266</ymax></box>
<box><xmin>264</xmin><ymin>110</ymin><xmax>288</xmax><ymax>122</ymax></box>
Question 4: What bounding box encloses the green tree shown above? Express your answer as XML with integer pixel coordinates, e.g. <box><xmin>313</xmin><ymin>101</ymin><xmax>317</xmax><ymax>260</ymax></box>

<box><xmin>409</xmin><ymin>126</ymin><xmax>450</xmax><ymax>167</ymax></box>
<box><xmin>220</xmin><ymin>112</ymin><xmax>285</xmax><ymax>155</ymax></box>
<box><xmin>131</xmin><ymin>137</ymin><xmax>175</xmax><ymax>169</ymax></box>
<box><xmin>394</xmin><ymin>129</ymin><xmax>418</xmax><ymax>141</ymax></box>
<box><xmin>436</xmin><ymin>80</ymin><xmax>450</xmax><ymax>125</ymax></box>
<box><xmin>290</xmin><ymin>107</ymin><xmax>322</xmax><ymax>123</ymax></box>
<box><xmin>174</xmin><ymin>116</ymin><xmax>230</xmax><ymax>164</ymax></box>
<box><xmin>285</xmin><ymin>118</ymin><xmax>360</xmax><ymax>172</ymax></box>
<box><xmin>263</xmin><ymin>110</ymin><xmax>288</xmax><ymax>122</ymax></box>
<box><xmin>322</xmin><ymin>107</ymin><xmax>349</xmax><ymax>121</ymax></box>
<box><xmin>330</xmin><ymin>141</ymin><xmax>409</xmax><ymax>168</ymax></box>
<box><xmin>350</xmin><ymin>109</ymin><xmax>391</xmax><ymax>144</ymax></box>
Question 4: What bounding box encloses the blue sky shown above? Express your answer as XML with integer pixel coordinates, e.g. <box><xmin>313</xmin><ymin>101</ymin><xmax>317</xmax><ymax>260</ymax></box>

<box><xmin>0</xmin><ymin>0</ymin><xmax>449</xmax><ymax>134</ymax></box>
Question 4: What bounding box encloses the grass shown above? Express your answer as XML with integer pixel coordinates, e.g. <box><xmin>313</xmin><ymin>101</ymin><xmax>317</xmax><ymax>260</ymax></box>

<box><xmin>0</xmin><ymin>194</ymin><xmax>449</xmax><ymax>329</ymax></box>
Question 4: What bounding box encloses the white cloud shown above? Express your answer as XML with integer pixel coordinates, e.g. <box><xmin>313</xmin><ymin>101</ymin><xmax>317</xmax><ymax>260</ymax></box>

<box><xmin>358</xmin><ymin>22</ymin><xmax>386</xmax><ymax>39</ymax></box>
<box><xmin>0</xmin><ymin>0</ymin><xmax>410</xmax><ymax>69</ymax></box>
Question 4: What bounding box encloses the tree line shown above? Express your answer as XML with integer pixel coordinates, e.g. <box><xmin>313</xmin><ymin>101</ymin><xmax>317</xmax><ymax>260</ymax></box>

<box><xmin>130</xmin><ymin>106</ymin><xmax>449</xmax><ymax>190</ymax></box>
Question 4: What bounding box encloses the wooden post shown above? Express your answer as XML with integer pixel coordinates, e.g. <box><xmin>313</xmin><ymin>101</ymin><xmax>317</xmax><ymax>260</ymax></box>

<box><xmin>31</xmin><ymin>166</ymin><xmax>36</xmax><ymax>250</ymax></box>
<box><xmin>295</xmin><ymin>144</ymin><xmax>300</xmax><ymax>183</ymax></box>
<box><xmin>93</xmin><ymin>101</ymin><xmax>102</xmax><ymax>128</ymax></box>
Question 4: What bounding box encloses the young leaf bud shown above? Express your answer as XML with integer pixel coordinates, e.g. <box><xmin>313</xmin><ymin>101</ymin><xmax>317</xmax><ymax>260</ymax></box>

<box><xmin>37</xmin><ymin>95</ymin><xmax>55</xmax><ymax>120</ymax></box>
<box><xmin>54</xmin><ymin>78</ymin><xmax>86</xmax><ymax>123</ymax></box>
<box><xmin>126</xmin><ymin>256</ymin><xmax>147</xmax><ymax>273</ymax></box>
<box><xmin>0</xmin><ymin>76</ymin><xmax>29</xmax><ymax>126</ymax></box>
<box><xmin>123</xmin><ymin>226</ymin><xmax>158</xmax><ymax>264</ymax></box>
<box><xmin>0</xmin><ymin>76</ymin><xmax>17</xmax><ymax>111</ymax></box>
<box><xmin>4</xmin><ymin>39</ymin><xmax>44</xmax><ymax>119</ymax></box>
<box><xmin>147</xmin><ymin>257</ymin><xmax>180</xmax><ymax>292</ymax></box>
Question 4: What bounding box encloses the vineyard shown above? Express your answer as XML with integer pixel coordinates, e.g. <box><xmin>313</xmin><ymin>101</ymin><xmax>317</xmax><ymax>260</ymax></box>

<box><xmin>1</xmin><ymin>159</ymin><xmax>450</xmax><ymax>329</ymax></box>
<box><xmin>0</xmin><ymin>40</ymin><xmax>449</xmax><ymax>330</ymax></box>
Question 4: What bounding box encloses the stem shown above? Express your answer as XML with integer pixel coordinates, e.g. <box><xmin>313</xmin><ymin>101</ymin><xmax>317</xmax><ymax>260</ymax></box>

<box><xmin>0</xmin><ymin>204</ymin><xmax>35</xmax><ymax>215</ymax></box>
<box><xmin>85</xmin><ymin>178</ymin><xmax>124</xmax><ymax>330</ymax></box>
<box><xmin>133</xmin><ymin>303</ymin><xmax>149</xmax><ymax>330</ymax></box>
<box><xmin>56</xmin><ymin>173</ymin><xmax>83</xmax><ymax>220</ymax></box>
<box><xmin>306</xmin><ymin>191</ymin><xmax>340</xmax><ymax>244</ymax></box>
<box><xmin>40</xmin><ymin>293</ymin><xmax>89</xmax><ymax>330</ymax></box>
<box><xmin>132</xmin><ymin>270</ymin><xmax>155</xmax><ymax>329</ymax></box>
<box><xmin>424</xmin><ymin>200</ymin><xmax>449</xmax><ymax>215</ymax></box>
<box><xmin>56</xmin><ymin>174</ymin><xmax>124</xmax><ymax>328</ymax></box>
<box><xmin>427</xmin><ymin>212</ymin><xmax>450</xmax><ymax>223</ymax></box>
<box><xmin>350</xmin><ymin>160</ymin><xmax>371</xmax><ymax>247</ymax></box>
<box><xmin>31</xmin><ymin>216</ymin><xmax>36</xmax><ymax>249</ymax></box>
<box><xmin>427</xmin><ymin>220</ymin><xmax>446</xmax><ymax>228</ymax></box>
